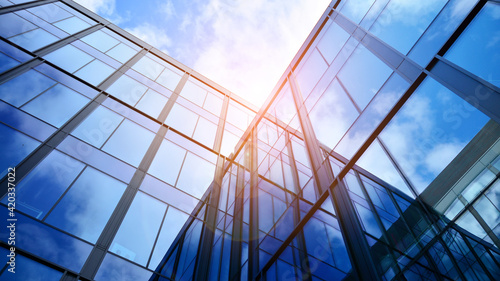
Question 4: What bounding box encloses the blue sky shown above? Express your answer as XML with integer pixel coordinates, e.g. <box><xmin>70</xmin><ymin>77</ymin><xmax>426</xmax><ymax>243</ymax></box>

<box><xmin>74</xmin><ymin>0</ymin><xmax>331</xmax><ymax>107</ymax></box>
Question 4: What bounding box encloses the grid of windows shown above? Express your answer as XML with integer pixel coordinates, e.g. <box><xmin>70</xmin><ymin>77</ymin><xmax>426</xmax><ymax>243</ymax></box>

<box><xmin>0</xmin><ymin>0</ymin><xmax>500</xmax><ymax>280</ymax></box>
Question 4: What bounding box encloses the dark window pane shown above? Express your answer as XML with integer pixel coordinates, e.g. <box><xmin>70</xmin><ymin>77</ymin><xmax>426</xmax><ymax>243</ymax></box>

<box><xmin>445</xmin><ymin>2</ymin><xmax>500</xmax><ymax>88</ymax></box>
<box><xmin>1</xmin><ymin>150</ymin><xmax>85</xmax><ymax>218</ymax></box>
<box><xmin>0</xmin><ymin>52</ymin><xmax>18</xmax><ymax>73</ymax></box>
<box><xmin>95</xmin><ymin>254</ymin><xmax>153</xmax><ymax>281</ymax></box>
<box><xmin>0</xmin><ymin>123</ymin><xmax>40</xmax><ymax>178</ymax></box>
<box><xmin>0</xmin><ymin>69</ymin><xmax>56</xmax><ymax>107</ymax></box>
<box><xmin>0</xmin><ymin>254</ymin><xmax>63</xmax><ymax>280</ymax></box>
<box><xmin>22</xmin><ymin>84</ymin><xmax>90</xmax><ymax>127</ymax></box>
<box><xmin>46</xmin><ymin>167</ymin><xmax>127</xmax><ymax>243</ymax></box>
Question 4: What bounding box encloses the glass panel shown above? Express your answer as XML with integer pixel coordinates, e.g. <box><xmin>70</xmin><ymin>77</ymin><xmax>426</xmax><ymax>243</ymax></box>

<box><xmin>148</xmin><ymin>138</ymin><xmax>186</xmax><ymax>185</ymax></box>
<box><xmin>45</xmin><ymin>167</ymin><xmax>127</xmax><ymax>243</ymax></box>
<box><xmin>380</xmin><ymin>78</ymin><xmax>491</xmax><ymax>193</ymax></box>
<box><xmin>0</xmin><ymin>52</ymin><xmax>19</xmax><ymax>73</ymax></box>
<box><xmin>106</xmin><ymin>75</ymin><xmax>148</xmax><ymax>106</ymax></box>
<box><xmin>165</xmin><ymin>103</ymin><xmax>198</xmax><ymax>137</ymax></box>
<box><xmin>180</xmin><ymin>80</ymin><xmax>207</xmax><ymax>107</ymax></box>
<box><xmin>445</xmin><ymin>2</ymin><xmax>500</xmax><ymax>88</ymax></box>
<box><xmin>0</xmin><ymin>254</ymin><xmax>63</xmax><ymax>280</ymax></box>
<box><xmin>81</xmin><ymin>30</ymin><xmax>120</xmax><ymax>53</ymax></box>
<box><xmin>296</xmin><ymin>49</ymin><xmax>329</xmax><ymax>100</ymax></box>
<box><xmin>74</xmin><ymin>59</ymin><xmax>115</xmax><ymax>86</ymax></box>
<box><xmin>9</xmin><ymin>28</ymin><xmax>58</xmax><ymax>51</ymax></box>
<box><xmin>72</xmin><ymin>106</ymin><xmax>123</xmax><ymax>148</ymax></box>
<box><xmin>106</xmin><ymin>43</ymin><xmax>137</xmax><ymax>64</ymax></box>
<box><xmin>0</xmin><ymin>13</ymin><xmax>36</xmax><ymax>38</ymax></box>
<box><xmin>0</xmin><ymin>124</ymin><xmax>40</xmax><ymax>179</ymax></box>
<box><xmin>43</xmin><ymin>45</ymin><xmax>94</xmax><ymax>73</ymax></box>
<box><xmin>27</xmin><ymin>3</ymin><xmax>72</xmax><ymax>23</ymax></box>
<box><xmin>309</xmin><ymin>79</ymin><xmax>359</xmax><ymax>149</ymax></box>
<box><xmin>149</xmin><ymin>207</ymin><xmax>189</xmax><ymax>269</ymax></box>
<box><xmin>0</xmin><ymin>69</ymin><xmax>56</xmax><ymax>107</ymax></box>
<box><xmin>317</xmin><ymin>21</ymin><xmax>350</xmax><ymax>65</ymax></box>
<box><xmin>135</xmin><ymin>89</ymin><xmax>168</xmax><ymax>118</ymax></box>
<box><xmin>192</xmin><ymin>117</ymin><xmax>217</xmax><ymax>148</ymax></box>
<box><xmin>53</xmin><ymin>16</ymin><xmax>91</xmax><ymax>34</ymax></box>
<box><xmin>1</xmin><ymin>150</ymin><xmax>85</xmax><ymax>218</ymax></box>
<box><xmin>221</xmin><ymin>130</ymin><xmax>240</xmax><ymax>156</ymax></box>
<box><xmin>132</xmin><ymin>55</ymin><xmax>164</xmax><ymax>81</ymax></box>
<box><xmin>156</xmin><ymin>67</ymin><xmax>182</xmax><ymax>91</ymax></box>
<box><xmin>95</xmin><ymin>253</ymin><xmax>153</xmax><ymax>281</ymax></box>
<box><xmin>370</xmin><ymin>0</ymin><xmax>447</xmax><ymax>54</ymax></box>
<box><xmin>337</xmin><ymin>44</ymin><xmax>392</xmax><ymax>110</ymax></box>
<box><xmin>21</xmin><ymin>84</ymin><xmax>90</xmax><ymax>127</ymax></box>
<box><xmin>338</xmin><ymin>0</ymin><xmax>375</xmax><ymax>24</ymax></box>
<box><xmin>203</xmin><ymin>92</ymin><xmax>223</xmax><ymax>116</ymax></box>
<box><xmin>110</xmin><ymin>191</ymin><xmax>167</xmax><ymax>266</ymax></box>
<box><xmin>102</xmin><ymin>119</ymin><xmax>155</xmax><ymax>166</ymax></box>
<box><xmin>176</xmin><ymin>152</ymin><xmax>216</xmax><ymax>198</ymax></box>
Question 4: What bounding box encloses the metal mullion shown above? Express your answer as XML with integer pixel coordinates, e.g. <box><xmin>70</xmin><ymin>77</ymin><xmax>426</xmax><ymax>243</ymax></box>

<box><xmin>229</xmin><ymin>165</ymin><xmax>245</xmax><ymax>281</ymax></box>
<box><xmin>460</xmin><ymin>230</ymin><xmax>497</xmax><ymax>281</ymax></box>
<box><xmin>157</xmin><ymin>72</ymin><xmax>189</xmax><ymax>123</ymax></box>
<box><xmin>0</xmin><ymin>0</ymin><xmax>58</xmax><ymax>15</ymax></box>
<box><xmin>248</xmin><ymin>128</ymin><xmax>260</xmax><ymax>281</ymax></box>
<box><xmin>214</xmin><ymin>95</ymin><xmax>230</xmax><ymax>153</ymax></box>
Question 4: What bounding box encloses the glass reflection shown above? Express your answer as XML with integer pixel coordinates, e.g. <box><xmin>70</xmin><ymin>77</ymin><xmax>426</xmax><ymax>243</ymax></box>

<box><xmin>43</xmin><ymin>45</ymin><xmax>94</xmax><ymax>73</ymax></box>
<box><xmin>0</xmin><ymin>69</ymin><xmax>56</xmax><ymax>107</ymax></box>
<box><xmin>0</xmin><ymin>124</ymin><xmax>40</xmax><ymax>179</ymax></box>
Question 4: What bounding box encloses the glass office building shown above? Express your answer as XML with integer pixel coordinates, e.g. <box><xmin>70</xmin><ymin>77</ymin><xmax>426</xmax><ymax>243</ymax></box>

<box><xmin>1</xmin><ymin>0</ymin><xmax>500</xmax><ymax>280</ymax></box>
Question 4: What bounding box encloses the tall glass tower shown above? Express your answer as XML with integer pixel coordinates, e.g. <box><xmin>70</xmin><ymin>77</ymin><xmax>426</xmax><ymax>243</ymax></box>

<box><xmin>1</xmin><ymin>0</ymin><xmax>499</xmax><ymax>280</ymax></box>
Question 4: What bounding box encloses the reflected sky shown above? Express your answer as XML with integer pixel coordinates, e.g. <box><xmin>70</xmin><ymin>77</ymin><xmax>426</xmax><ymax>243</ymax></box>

<box><xmin>0</xmin><ymin>123</ymin><xmax>40</xmax><ymax>179</ymax></box>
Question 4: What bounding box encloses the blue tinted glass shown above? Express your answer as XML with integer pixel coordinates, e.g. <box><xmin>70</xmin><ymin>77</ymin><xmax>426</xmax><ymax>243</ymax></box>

<box><xmin>0</xmin><ymin>40</ymin><xmax>32</xmax><ymax>62</ymax></box>
<box><xmin>1</xmin><ymin>150</ymin><xmax>85</xmax><ymax>218</ymax></box>
<box><xmin>380</xmin><ymin>78</ymin><xmax>490</xmax><ymax>193</ymax></box>
<box><xmin>81</xmin><ymin>30</ymin><xmax>120</xmax><ymax>53</ymax></box>
<box><xmin>102</xmin><ymin>119</ymin><xmax>155</xmax><ymax>166</ymax></box>
<box><xmin>72</xmin><ymin>106</ymin><xmax>123</xmax><ymax>148</ymax></box>
<box><xmin>317</xmin><ymin>21</ymin><xmax>350</xmax><ymax>65</ymax></box>
<box><xmin>0</xmin><ymin>52</ymin><xmax>18</xmax><ymax>73</ymax></box>
<box><xmin>135</xmin><ymin>89</ymin><xmax>168</xmax><ymax>118</ymax></box>
<box><xmin>339</xmin><ymin>0</ymin><xmax>375</xmax><ymax>24</ymax></box>
<box><xmin>43</xmin><ymin>45</ymin><xmax>93</xmax><ymax>73</ymax></box>
<box><xmin>176</xmin><ymin>152</ymin><xmax>216</xmax><ymax>198</ymax></box>
<box><xmin>0</xmin><ymin>206</ymin><xmax>93</xmax><ymax>272</ymax></box>
<box><xmin>338</xmin><ymin>45</ymin><xmax>392</xmax><ymax>110</ymax></box>
<box><xmin>27</xmin><ymin>3</ymin><xmax>72</xmax><ymax>23</ymax></box>
<box><xmin>110</xmin><ymin>192</ymin><xmax>167</xmax><ymax>266</ymax></box>
<box><xmin>0</xmin><ymin>254</ymin><xmax>63</xmax><ymax>280</ymax></box>
<box><xmin>0</xmin><ymin>69</ymin><xmax>56</xmax><ymax>107</ymax></box>
<box><xmin>22</xmin><ymin>84</ymin><xmax>90</xmax><ymax>127</ymax></box>
<box><xmin>148</xmin><ymin>139</ymin><xmax>186</xmax><ymax>185</ymax></box>
<box><xmin>74</xmin><ymin>59</ymin><xmax>115</xmax><ymax>85</ymax></box>
<box><xmin>296</xmin><ymin>49</ymin><xmax>329</xmax><ymax>100</ymax></box>
<box><xmin>370</xmin><ymin>0</ymin><xmax>447</xmax><ymax>54</ymax></box>
<box><xmin>0</xmin><ymin>13</ymin><xmax>36</xmax><ymax>38</ymax></box>
<box><xmin>149</xmin><ymin>207</ymin><xmax>189</xmax><ymax>269</ymax></box>
<box><xmin>46</xmin><ymin>167</ymin><xmax>126</xmax><ymax>243</ymax></box>
<box><xmin>106</xmin><ymin>75</ymin><xmax>148</xmax><ymax>106</ymax></box>
<box><xmin>309</xmin><ymin>79</ymin><xmax>359</xmax><ymax>149</ymax></box>
<box><xmin>9</xmin><ymin>28</ymin><xmax>59</xmax><ymax>51</ymax></box>
<box><xmin>0</xmin><ymin>101</ymin><xmax>56</xmax><ymax>141</ymax></box>
<box><xmin>0</xmin><ymin>124</ymin><xmax>40</xmax><ymax>178</ymax></box>
<box><xmin>106</xmin><ymin>43</ymin><xmax>137</xmax><ymax>64</ymax></box>
<box><xmin>445</xmin><ymin>2</ymin><xmax>500</xmax><ymax>88</ymax></box>
<box><xmin>53</xmin><ymin>16</ymin><xmax>90</xmax><ymax>34</ymax></box>
<box><xmin>95</xmin><ymin>254</ymin><xmax>153</xmax><ymax>281</ymax></box>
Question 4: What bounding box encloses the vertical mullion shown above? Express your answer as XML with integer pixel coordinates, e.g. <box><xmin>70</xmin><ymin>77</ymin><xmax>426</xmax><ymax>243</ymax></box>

<box><xmin>248</xmin><ymin>129</ymin><xmax>260</xmax><ymax>280</ymax></box>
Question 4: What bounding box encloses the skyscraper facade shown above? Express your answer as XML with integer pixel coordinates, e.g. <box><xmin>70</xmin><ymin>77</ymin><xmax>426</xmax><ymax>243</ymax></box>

<box><xmin>0</xmin><ymin>0</ymin><xmax>499</xmax><ymax>280</ymax></box>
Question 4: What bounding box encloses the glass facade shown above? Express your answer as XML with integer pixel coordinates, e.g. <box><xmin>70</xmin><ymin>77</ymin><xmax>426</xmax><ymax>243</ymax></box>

<box><xmin>0</xmin><ymin>0</ymin><xmax>499</xmax><ymax>280</ymax></box>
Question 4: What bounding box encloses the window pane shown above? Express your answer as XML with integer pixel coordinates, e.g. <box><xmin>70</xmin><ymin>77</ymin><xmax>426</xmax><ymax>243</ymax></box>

<box><xmin>156</xmin><ymin>67</ymin><xmax>182</xmax><ymax>91</ymax></box>
<box><xmin>106</xmin><ymin>75</ymin><xmax>148</xmax><ymax>106</ymax></box>
<box><xmin>180</xmin><ymin>80</ymin><xmax>207</xmax><ymax>107</ymax></box>
<box><xmin>317</xmin><ymin>21</ymin><xmax>350</xmax><ymax>65</ymax></box>
<box><xmin>338</xmin><ymin>0</ymin><xmax>375</xmax><ymax>24</ymax></box>
<box><xmin>9</xmin><ymin>28</ymin><xmax>58</xmax><ymax>51</ymax></box>
<box><xmin>0</xmin><ymin>13</ymin><xmax>36</xmax><ymax>38</ymax></box>
<box><xmin>27</xmin><ymin>3</ymin><xmax>72</xmax><ymax>23</ymax></box>
<box><xmin>0</xmin><ymin>254</ymin><xmax>63</xmax><ymax>280</ymax></box>
<box><xmin>296</xmin><ymin>49</ymin><xmax>329</xmax><ymax>100</ymax></box>
<box><xmin>337</xmin><ymin>45</ymin><xmax>392</xmax><ymax>110</ymax></box>
<box><xmin>0</xmin><ymin>69</ymin><xmax>56</xmax><ymax>107</ymax></box>
<box><xmin>176</xmin><ymin>152</ymin><xmax>216</xmax><ymax>198</ymax></box>
<box><xmin>74</xmin><ymin>59</ymin><xmax>115</xmax><ymax>85</ymax></box>
<box><xmin>132</xmin><ymin>55</ymin><xmax>164</xmax><ymax>81</ymax></box>
<box><xmin>53</xmin><ymin>16</ymin><xmax>90</xmax><ymax>34</ymax></box>
<box><xmin>192</xmin><ymin>117</ymin><xmax>217</xmax><ymax>148</ymax></box>
<box><xmin>135</xmin><ymin>89</ymin><xmax>168</xmax><ymax>118</ymax></box>
<box><xmin>22</xmin><ymin>84</ymin><xmax>90</xmax><ymax>127</ymax></box>
<box><xmin>165</xmin><ymin>104</ymin><xmax>198</xmax><ymax>137</ymax></box>
<box><xmin>148</xmin><ymin>139</ymin><xmax>186</xmax><ymax>185</ymax></box>
<box><xmin>0</xmin><ymin>124</ymin><xmax>40</xmax><ymax>178</ymax></box>
<box><xmin>309</xmin><ymin>79</ymin><xmax>359</xmax><ymax>149</ymax></box>
<box><xmin>102</xmin><ymin>119</ymin><xmax>155</xmax><ymax>166</ymax></box>
<box><xmin>46</xmin><ymin>167</ymin><xmax>126</xmax><ymax>243</ymax></box>
<box><xmin>106</xmin><ymin>43</ymin><xmax>137</xmax><ymax>64</ymax></box>
<box><xmin>370</xmin><ymin>0</ymin><xmax>447</xmax><ymax>54</ymax></box>
<box><xmin>379</xmin><ymin>78</ymin><xmax>491</xmax><ymax>193</ymax></box>
<box><xmin>203</xmin><ymin>92</ymin><xmax>223</xmax><ymax>116</ymax></box>
<box><xmin>445</xmin><ymin>2</ymin><xmax>500</xmax><ymax>88</ymax></box>
<box><xmin>1</xmin><ymin>150</ymin><xmax>85</xmax><ymax>218</ymax></box>
<box><xmin>43</xmin><ymin>45</ymin><xmax>93</xmax><ymax>73</ymax></box>
<box><xmin>72</xmin><ymin>106</ymin><xmax>123</xmax><ymax>148</ymax></box>
<box><xmin>81</xmin><ymin>30</ymin><xmax>120</xmax><ymax>53</ymax></box>
<box><xmin>0</xmin><ymin>52</ymin><xmax>18</xmax><ymax>73</ymax></box>
<box><xmin>110</xmin><ymin>192</ymin><xmax>167</xmax><ymax>266</ymax></box>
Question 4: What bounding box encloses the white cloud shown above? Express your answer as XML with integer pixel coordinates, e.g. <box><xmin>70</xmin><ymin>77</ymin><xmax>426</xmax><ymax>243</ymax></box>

<box><xmin>125</xmin><ymin>23</ymin><xmax>172</xmax><ymax>54</ymax></box>
<box><xmin>74</xmin><ymin>0</ymin><xmax>115</xmax><ymax>15</ymax></box>
<box><xmin>187</xmin><ymin>0</ymin><xmax>331</xmax><ymax>107</ymax></box>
